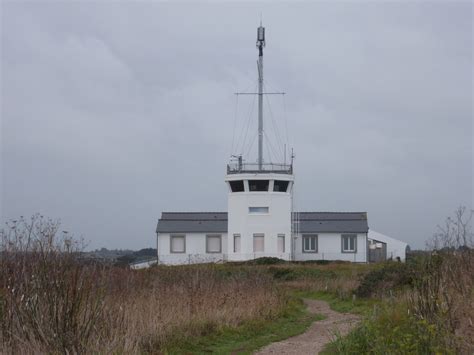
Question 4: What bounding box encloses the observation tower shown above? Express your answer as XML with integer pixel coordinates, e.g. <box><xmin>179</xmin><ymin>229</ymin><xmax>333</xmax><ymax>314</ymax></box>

<box><xmin>225</xmin><ymin>24</ymin><xmax>294</xmax><ymax>261</ymax></box>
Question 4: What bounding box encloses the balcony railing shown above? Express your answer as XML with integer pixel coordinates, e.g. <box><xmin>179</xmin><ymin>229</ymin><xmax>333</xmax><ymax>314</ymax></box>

<box><xmin>227</xmin><ymin>162</ymin><xmax>293</xmax><ymax>175</ymax></box>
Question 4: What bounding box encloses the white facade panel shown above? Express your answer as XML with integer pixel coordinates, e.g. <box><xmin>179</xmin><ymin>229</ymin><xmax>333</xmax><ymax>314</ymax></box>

<box><xmin>293</xmin><ymin>233</ymin><xmax>368</xmax><ymax>262</ymax></box>
<box><xmin>225</xmin><ymin>173</ymin><xmax>294</xmax><ymax>262</ymax></box>
<box><xmin>157</xmin><ymin>233</ymin><xmax>227</xmax><ymax>265</ymax></box>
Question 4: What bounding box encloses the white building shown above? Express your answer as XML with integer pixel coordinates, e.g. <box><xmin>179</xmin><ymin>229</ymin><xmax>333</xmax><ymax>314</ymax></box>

<box><xmin>156</xmin><ymin>210</ymin><xmax>369</xmax><ymax>265</ymax></box>
<box><xmin>155</xmin><ymin>24</ymin><xmax>404</xmax><ymax>265</ymax></box>
<box><xmin>368</xmin><ymin>230</ymin><xmax>409</xmax><ymax>262</ymax></box>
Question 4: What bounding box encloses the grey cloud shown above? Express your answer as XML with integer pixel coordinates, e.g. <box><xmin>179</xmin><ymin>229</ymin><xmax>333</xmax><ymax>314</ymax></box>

<box><xmin>2</xmin><ymin>2</ymin><xmax>472</xmax><ymax>249</ymax></box>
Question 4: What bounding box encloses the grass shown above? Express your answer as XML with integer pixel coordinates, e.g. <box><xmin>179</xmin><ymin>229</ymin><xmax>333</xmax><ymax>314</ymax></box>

<box><xmin>164</xmin><ymin>298</ymin><xmax>325</xmax><ymax>354</ymax></box>
<box><xmin>3</xmin><ymin>216</ymin><xmax>472</xmax><ymax>354</ymax></box>
<box><xmin>294</xmin><ymin>290</ymin><xmax>377</xmax><ymax>316</ymax></box>
<box><xmin>320</xmin><ymin>302</ymin><xmax>456</xmax><ymax>355</ymax></box>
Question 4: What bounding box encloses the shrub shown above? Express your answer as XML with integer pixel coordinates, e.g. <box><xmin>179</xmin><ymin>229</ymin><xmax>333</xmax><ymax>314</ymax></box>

<box><xmin>268</xmin><ymin>267</ymin><xmax>297</xmax><ymax>281</ymax></box>
<box><xmin>355</xmin><ymin>262</ymin><xmax>414</xmax><ymax>298</ymax></box>
<box><xmin>0</xmin><ymin>216</ymin><xmax>107</xmax><ymax>353</ymax></box>
<box><xmin>407</xmin><ymin>251</ymin><xmax>474</xmax><ymax>352</ymax></box>
<box><xmin>327</xmin><ymin>303</ymin><xmax>456</xmax><ymax>354</ymax></box>
<box><xmin>300</xmin><ymin>260</ymin><xmax>332</xmax><ymax>265</ymax></box>
<box><xmin>254</xmin><ymin>257</ymin><xmax>286</xmax><ymax>265</ymax></box>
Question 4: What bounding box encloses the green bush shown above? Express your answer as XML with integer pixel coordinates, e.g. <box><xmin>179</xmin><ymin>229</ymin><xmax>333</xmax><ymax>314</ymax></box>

<box><xmin>266</xmin><ymin>266</ymin><xmax>338</xmax><ymax>282</ymax></box>
<box><xmin>325</xmin><ymin>303</ymin><xmax>456</xmax><ymax>354</ymax></box>
<box><xmin>355</xmin><ymin>262</ymin><xmax>414</xmax><ymax>298</ymax></box>
<box><xmin>268</xmin><ymin>267</ymin><xmax>297</xmax><ymax>281</ymax></box>
<box><xmin>299</xmin><ymin>260</ymin><xmax>332</xmax><ymax>265</ymax></box>
<box><xmin>253</xmin><ymin>257</ymin><xmax>286</xmax><ymax>265</ymax></box>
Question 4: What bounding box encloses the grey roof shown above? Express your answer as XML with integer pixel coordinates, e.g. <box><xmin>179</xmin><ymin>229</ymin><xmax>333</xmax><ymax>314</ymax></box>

<box><xmin>156</xmin><ymin>211</ymin><xmax>368</xmax><ymax>234</ymax></box>
<box><xmin>295</xmin><ymin>212</ymin><xmax>368</xmax><ymax>233</ymax></box>
<box><xmin>156</xmin><ymin>212</ymin><xmax>228</xmax><ymax>233</ymax></box>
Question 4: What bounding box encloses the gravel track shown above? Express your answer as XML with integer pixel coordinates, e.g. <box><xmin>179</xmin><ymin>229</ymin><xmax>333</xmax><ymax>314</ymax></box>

<box><xmin>255</xmin><ymin>299</ymin><xmax>360</xmax><ymax>355</ymax></box>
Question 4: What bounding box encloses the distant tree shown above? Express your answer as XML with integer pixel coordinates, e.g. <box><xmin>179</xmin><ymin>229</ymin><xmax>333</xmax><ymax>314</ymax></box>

<box><xmin>429</xmin><ymin>206</ymin><xmax>473</xmax><ymax>250</ymax></box>
<box><xmin>134</xmin><ymin>248</ymin><xmax>157</xmax><ymax>257</ymax></box>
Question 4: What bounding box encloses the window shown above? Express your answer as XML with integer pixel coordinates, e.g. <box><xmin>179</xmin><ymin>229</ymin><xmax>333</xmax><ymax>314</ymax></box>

<box><xmin>229</xmin><ymin>180</ymin><xmax>244</xmax><ymax>192</ymax></box>
<box><xmin>206</xmin><ymin>235</ymin><xmax>222</xmax><ymax>253</ymax></box>
<box><xmin>249</xmin><ymin>207</ymin><xmax>269</xmax><ymax>214</ymax></box>
<box><xmin>341</xmin><ymin>234</ymin><xmax>357</xmax><ymax>253</ymax></box>
<box><xmin>248</xmin><ymin>180</ymin><xmax>269</xmax><ymax>191</ymax></box>
<box><xmin>253</xmin><ymin>234</ymin><xmax>264</xmax><ymax>252</ymax></box>
<box><xmin>273</xmin><ymin>180</ymin><xmax>289</xmax><ymax>192</ymax></box>
<box><xmin>302</xmin><ymin>234</ymin><xmax>318</xmax><ymax>253</ymax></box>
<box><xmin>233</xmin><ymin>234</ymin><xmax>241</xmax><ymax>253</ymax></box>
<box><xmin>278</xmin><ymin>234</ymin><xmax>285</xmax><ymax>253</ymax></box>
<box><xmin>170</xmin><ymin>235</ymin><xmax>185</xmax><ymax>253</ymax></box>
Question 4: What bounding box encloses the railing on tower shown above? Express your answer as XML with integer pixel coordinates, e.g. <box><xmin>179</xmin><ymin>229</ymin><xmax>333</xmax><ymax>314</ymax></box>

<box><xmin>227</xmin><ymin>162</ymin><xmax>293</xmax><ymax>175</ymax></box>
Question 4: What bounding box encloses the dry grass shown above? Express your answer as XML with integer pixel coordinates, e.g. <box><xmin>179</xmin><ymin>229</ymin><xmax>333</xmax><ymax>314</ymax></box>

<box><xmin>0</xmin><ymin>216</ymin><xmax>286</xmax><ymax>354</ymax></box>
<box><xmin>406</xmin><ymin>251</ymin><xmax>474</xmax><ymax>352</ymax></box>
<box><xmin>270</xmin><ymin>262</ymin><xmax>372</xmax><ymax>298</ymax></box>
<box><xmin>98</xmin><ymin>266</ymin><xmax>285</xmax><ymax>353</ymax></box>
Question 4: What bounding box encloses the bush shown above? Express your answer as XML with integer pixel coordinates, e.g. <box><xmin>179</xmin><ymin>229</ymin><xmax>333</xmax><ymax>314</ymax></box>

<box><xmin>253</xmin><ymin>257</ymin><xmax>286</xmax><ymax>265</ymax></box>
<box><xmin>327</xmin><ymin>303</ymin><xmax>456</xmax><ymax>354</ymax></box>
<box><xmin>0</xmin><ymin>216</ymin><xmax>107</xmax><ymax>353</ymax></box>
<box><xmin>268</xmin><ymin>267</ymin><xmax>297</xmax><ymax>281</ymax></box>
<box><xmin>355</xmin><ymin>262</ymin><xmax>414</xmax><ymax>298</ymax></box>
<box><xmin>299</xmin><ymin>260</ymin><xmax>332</xmax><ymax>265</ymax></box>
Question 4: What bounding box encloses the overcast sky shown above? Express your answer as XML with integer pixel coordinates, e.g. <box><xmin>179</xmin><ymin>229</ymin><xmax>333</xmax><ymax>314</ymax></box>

<box><xmin>2</xmin><ymin>1</ymin><xmax>472</xmax><ymax>250</ymax></box>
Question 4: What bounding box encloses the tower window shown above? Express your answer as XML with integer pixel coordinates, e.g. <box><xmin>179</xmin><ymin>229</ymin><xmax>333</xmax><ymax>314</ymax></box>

<box><xmin>278</xmin><ymin>234</ymin><xmax>285</xmax><ymax>253</ymax></box>
<box><xmin>249</xmin><ymin>207</ymin><xmax>269</xmax><ymax>214</ymax></box>
<box><xmin>229</xmin><ymin>180</ymin><xmax>244</xmax><ymax>192</ymax></box>
<box><xmin>253</xmin><ymin>234</ymin><xmax>265</xmax><ymax>252</ymax></box>
<box><xmin>249</xmin><ymin>180</ymin><xmax>269</xmax><ymax>191</ymax></box>
<box><xmin>233</xmin><ymin>234</ymin><xmax>241</xmax><ymax>253</ymax></box>
<box><xmin>273</xmin><ymin>180</ymin><xmax>289</xmax><ymax>192</ymax></box>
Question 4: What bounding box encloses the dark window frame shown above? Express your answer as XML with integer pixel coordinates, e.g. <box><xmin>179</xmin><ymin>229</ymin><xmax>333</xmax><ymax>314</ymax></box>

<box><xmin>302</xmin><ymin>234</ymin><xmax>318</xmax><ymax>253</ymax></box>
<box><xmin>229</xmin><ymin>180</ymin><xmax>245</xmax><ymax>192</ymax></box>
<box><xmin>341</xmin><ymin>234</ymin><xmax>357</xmax><ymax>253</ymax></box>
<box><xmin>248</xmin><ymin>180</ymin><xmax>269</xmax><ymax>192</ymax></box>
<box><xmin>273</xmin><ymin>180</ymin><xmax>290</xmax><ymax>192</ymax></box>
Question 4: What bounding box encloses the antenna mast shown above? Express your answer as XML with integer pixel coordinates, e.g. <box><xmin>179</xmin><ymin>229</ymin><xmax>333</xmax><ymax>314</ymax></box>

<box><xmin>256</xmin><ymin>24</ymin><xmax>265</xmax><ymax>170</ymax></box>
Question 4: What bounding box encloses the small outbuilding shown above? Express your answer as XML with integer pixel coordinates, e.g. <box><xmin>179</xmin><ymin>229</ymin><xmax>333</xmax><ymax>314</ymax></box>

<box><xmin>368</xmin><ymin>230</ymin><xmax>409</xmax><ymax>262</ymax></box>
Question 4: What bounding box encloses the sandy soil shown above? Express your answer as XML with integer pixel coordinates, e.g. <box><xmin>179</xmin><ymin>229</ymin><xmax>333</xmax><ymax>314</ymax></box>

<box><xmin>255</xmin><ymin>299</ymin><xmax>360</xmax><ymax>355</ymax></box>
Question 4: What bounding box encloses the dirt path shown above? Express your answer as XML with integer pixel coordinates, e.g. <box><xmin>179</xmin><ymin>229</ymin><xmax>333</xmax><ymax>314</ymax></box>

<box><xmin>255</xmin><ymin>299</ymin><xmax>360</xmax><ymax>355</ymax></box>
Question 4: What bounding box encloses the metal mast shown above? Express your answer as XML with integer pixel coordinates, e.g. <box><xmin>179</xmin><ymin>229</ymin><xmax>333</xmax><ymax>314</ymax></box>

<box><xmin>256</xmin><ymin>24</ymin><xmax>265</xmax><ymax>170</ymax></box>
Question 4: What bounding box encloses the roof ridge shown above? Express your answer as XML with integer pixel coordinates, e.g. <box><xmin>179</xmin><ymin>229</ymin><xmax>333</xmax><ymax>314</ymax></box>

<box><xmin>295</xmin><ymin>211</ymin><xmax>367</xmax><ymax>214</ymax></box>
<box><xmin>159</xmin><ymin>218</ymin><xmax>228</xmax><ymax>221</ymax></box>
<box><xmin>162</xmin><ymin>212</ymin><xmax>227</xmax><ymax>214</ymax></box>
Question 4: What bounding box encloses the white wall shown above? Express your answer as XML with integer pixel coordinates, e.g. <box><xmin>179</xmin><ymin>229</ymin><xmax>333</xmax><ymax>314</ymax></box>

<box><xmin>226</xmin><ymin>173</ymin><xmax>294</xmax><ymax>261</ymax></box>
<box><xmin>368</xmin><ymin>230</ymin><xmax>408</xmax><ymax>261</ymax></box>
<box><xmin>157</xmin><ymin>232</ymin><xmax>228</xmax><ymax>265</ymax></box>
<box><xmin>293</xmin><ymin>233</ymin><xmax>368</xmax><ymax>262</ymax></box>
<box><xmin>157</xmin><ymin>232</ymin><xmax>368</xmax><ymax>264</ymax></box>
